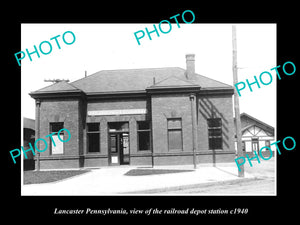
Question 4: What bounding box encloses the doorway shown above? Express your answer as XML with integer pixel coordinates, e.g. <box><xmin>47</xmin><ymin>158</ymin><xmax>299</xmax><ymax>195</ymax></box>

<box><xmin>252</xmin><ymin>138</ymin><xmax>259</xmax><ymax>152</ymax></box>
<box><xmin>108</xmin><ymin>122</ymin><xmax>130</xmax><ymax>165</ymax></box>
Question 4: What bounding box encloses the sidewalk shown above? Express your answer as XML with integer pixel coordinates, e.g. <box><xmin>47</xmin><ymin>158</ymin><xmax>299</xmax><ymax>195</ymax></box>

<box><xmin>21</xmin><ymin>163</ymin><xmax>258</xmax><ymax>195</ymax></box>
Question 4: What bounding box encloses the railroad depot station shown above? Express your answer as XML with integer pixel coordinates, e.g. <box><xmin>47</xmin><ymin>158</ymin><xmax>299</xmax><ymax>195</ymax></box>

<box><xmin>29</xmin><ymin>54</ymin><xmax>237</xmax><ymax>170</ymax></box>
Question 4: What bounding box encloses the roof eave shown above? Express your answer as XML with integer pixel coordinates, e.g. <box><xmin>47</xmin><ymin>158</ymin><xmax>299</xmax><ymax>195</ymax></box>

<box><xmin>146</xmin><ymin>85</ymin><xmax>201</xmax><ymax>94</ymax></box>
<box><xmin>85</xmin><ymin>90</ymin><xmax>147</xmax><ymax>100</ymax></box>
<box><xmin>198</xmin><ymin>87</ymin><xmax>234</xmax><ymax>95</ymax></box>
<box><xmin>29</xmin><ymin>90</ymin><xmax>85</xmax><ymax>99</ymax></box>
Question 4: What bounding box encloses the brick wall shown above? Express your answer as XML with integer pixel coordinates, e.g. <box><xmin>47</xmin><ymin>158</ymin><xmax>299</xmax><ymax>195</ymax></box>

<box><xmin>198</xmin><ymin>94</ymin><xmax>235</xmax><ymax>153</ymax></box>
<box><xmin>151</xmin><ymin>93</ymin><xmax>235</xmax><ymax>165</ymax></box>
<box><xmin>37</xmin><ymin>97</ymin><xmax>81</xmax><ymax>169</ymax></box>
<box><xmin>85</xmin><ymin>97</ymin><xmax>151</xmax><ymax>166</ymax></box>
<box><xmin>151</xmin><ymin>94</ymin><xmax>193</xmax><ymax>154</ymax></box>
<box><xmin>35</xmin><ymin>92</ymin><xmax>236</xmax><ymax>169</ymax></box>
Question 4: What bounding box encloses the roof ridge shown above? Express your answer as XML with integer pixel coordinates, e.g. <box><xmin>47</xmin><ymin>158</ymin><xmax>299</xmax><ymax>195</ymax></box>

<box><xmin>71</xmin><ymin>67</ymin><xmax>185</xmax><ymax>84</ymax></box>
<box><xmin>66</xmin><ymin>81</ymin><xmax>82</xmax><ymax>90</ymax></box>
<box><xmin>38</xmin><ymin>67</ymin><xmax>233</xmax><ymax>94</ymax></box>
<box><xmin>100</xmin><ymin>66</ymin><xmax>184</xmax><ymax>72</ymax></box>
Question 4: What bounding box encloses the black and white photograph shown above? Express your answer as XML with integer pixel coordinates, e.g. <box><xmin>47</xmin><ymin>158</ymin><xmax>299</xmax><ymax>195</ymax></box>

<box><xmin>4</xmin><ymin>5</ymin><xmax>298</xmax><ymax>220</ymax></box>
<box><xmin>20</xmin><ymin>23</ymin><xmax>276</xmax><ymax>196</ymax></box>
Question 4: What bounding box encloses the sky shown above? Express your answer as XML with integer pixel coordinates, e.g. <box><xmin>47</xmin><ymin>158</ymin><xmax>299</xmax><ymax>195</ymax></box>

<box><xmin>21</xmin><ymin>23</ymin><xmax>276</xmax><ymax>127</ymax></box>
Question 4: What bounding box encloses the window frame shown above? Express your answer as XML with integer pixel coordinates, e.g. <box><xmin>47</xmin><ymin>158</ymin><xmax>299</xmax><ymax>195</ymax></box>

<box><xmin>207</xmin><ymin>118</ymin><xmax>223</xmax><ymax>150</ymax></box>
<box><xmin>137</xmin><ymin>121</ymin><xmax>151</xmax><ymax>151</ymax></box>
<box><xmin>251</xmin><ymin>137</ymin><xmax>259</xmax><ymax>152</ymax></box>
<box><xmin>265</xmin><ymin>140</ymin><xmax>271</xmax><ymax>148</ymax></box>
<box><xmin>49</xmin><ymin>122</ymin><xmax>64</xmax><ymax>155</ymax></box>
<box><xmin>167</xmin><ymin>118</ymin><xmax>183</xmax><ymax>151</ymax></box>
<box><xmin>86</xmin><ymin>122</ymin><xmax>100</xmax><ymax>153</ymax></box>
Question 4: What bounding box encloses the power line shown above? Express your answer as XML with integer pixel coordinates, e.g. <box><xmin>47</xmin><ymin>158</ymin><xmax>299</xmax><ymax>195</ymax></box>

<box><xmin>44</xmin><ymin>79</ymin><xmax>69</xmax><ymax>83</ymax></box>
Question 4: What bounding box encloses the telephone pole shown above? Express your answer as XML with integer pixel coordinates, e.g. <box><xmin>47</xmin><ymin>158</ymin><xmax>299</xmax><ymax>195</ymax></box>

<box><xmin>232</xmin><ymin>25</ymin><xmax>244</xmax><ymax>177</ymax></box>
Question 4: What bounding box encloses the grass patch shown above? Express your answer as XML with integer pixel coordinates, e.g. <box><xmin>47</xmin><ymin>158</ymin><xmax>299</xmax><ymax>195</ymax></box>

<box><xmin>23</xmin><ymin>170</ymin><xmax>90</xmax><ymax>185</ymax></box>
<box><xmin>124</xmin><ymin>169</ymin><xmax>194</xmax><ymax>176</ymax></box>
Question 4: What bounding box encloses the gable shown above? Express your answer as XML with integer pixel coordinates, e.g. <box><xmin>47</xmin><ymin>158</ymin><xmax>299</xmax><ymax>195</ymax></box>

<box><xmin>242</xmin><ymin>125</ymin><xmax>273</xmax><ymax>137</ymax></box>
<box><xmin>32</xmin><ymin>81</ymin><xmax>81</xmax><ymax>93</ymax></box>
<box><xmin>29</xmin><ymin>81</ymin><xmax>84</xmax><ymax>99</ymax></box>
<box><xmin>150</xmin><ymin>75</ymin><xmax>198</xmax><ymax>88</ymax></box>
<box><xmin>240</xmin><ymin>113</ymin><xmax>274</xmax><ymax>136</ymax></box>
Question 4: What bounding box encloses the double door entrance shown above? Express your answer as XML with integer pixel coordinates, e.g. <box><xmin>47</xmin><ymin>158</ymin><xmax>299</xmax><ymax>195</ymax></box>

<box><xmin>108</xmin><ymin>122</ymin><xmax>130</xmax><ymax>165</ymax></box>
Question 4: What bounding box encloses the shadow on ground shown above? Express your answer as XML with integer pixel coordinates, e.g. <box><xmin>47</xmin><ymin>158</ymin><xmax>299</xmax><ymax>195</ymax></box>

<box><xmin>23</xmin><ymin>170</ymin><xmax>90</xmax><ymax>185</ymax></box>
<box><xmin>124</xmin><ymin>169</ymin><xmax>194</xmax><ymax>176</ymax></box>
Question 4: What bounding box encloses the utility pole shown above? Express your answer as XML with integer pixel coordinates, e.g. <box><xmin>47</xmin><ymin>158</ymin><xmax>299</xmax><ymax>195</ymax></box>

<box><xmin>232</xmin><ymin>25</ymin><xmax>244</xmax><ymax>177</ymax></box>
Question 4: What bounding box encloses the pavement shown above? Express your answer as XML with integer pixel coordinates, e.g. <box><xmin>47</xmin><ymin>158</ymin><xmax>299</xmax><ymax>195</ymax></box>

<box><xmin>21</xmin><ymin>160</ymin><xmax>276</xmax><ymax>196</ymax></box>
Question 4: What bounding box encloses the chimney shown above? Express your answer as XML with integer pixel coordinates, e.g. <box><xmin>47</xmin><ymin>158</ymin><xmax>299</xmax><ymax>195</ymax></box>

<box><xmin>185</xmin><ymin>54</ymin><xmax>195</xmax><ymax>80</ymax></box>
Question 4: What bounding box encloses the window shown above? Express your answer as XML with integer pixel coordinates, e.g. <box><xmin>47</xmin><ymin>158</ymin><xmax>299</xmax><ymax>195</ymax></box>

<box><xmin>137</xmin><ymin>121</ymin><xmax>151</xmax><ymax>151</ymax></box>
<box><xmin>265</xmin><ymin>140</ymin><xmax>271</xmax><ymax>148</ymax></box>
<box><xmin>50</xmin><ymin>122</ymin><xmax>64</xmax><ymax>154</ymax></box>
<box><xmin>109</xmin><ymin>122</ymin><xmax>129</xmax><ymax>132</ymax></box>
<box><xmin>110</xmin><ymin>134</ymin><xmax>117</xmax><ymax>153</ymax></box>
<box><xmin>87</xmin><ymin>123</ymin><xmax>100</xmax><ymax>153</ymax></box>
<box><xmin>207</xmin><ymin>118</ymin><xmax>223</xmax><ymax>150</ymax></box>
<box><xmin>167</xmin><ymin>118</ymin><xmax>183</xmax><ymax>150</ymax></box>
<box><xmin>242</xmin><ymin>141</ymin><xmax>246</xmax><ymax>152</ymax></box>
<box><xmin>252</xmin><ymin>138</ymin><xmax>259</xmax><ymax>152</ymax></box>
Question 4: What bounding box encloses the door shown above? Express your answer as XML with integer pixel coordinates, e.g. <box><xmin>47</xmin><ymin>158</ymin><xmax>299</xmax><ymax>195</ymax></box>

<box><xmin>109</xmin><ymin>134</ymin><xmax>119</xmax><ymax>164</ymax></box>
<box><xmin>121</xmin><ymin>133</ymin><xmax>129</xmax><ymax>164</ymax></box>
<box><xmin>109</xmin><ymin>133</ymin><xmax>130</xmax><ymax>165</ymax></box>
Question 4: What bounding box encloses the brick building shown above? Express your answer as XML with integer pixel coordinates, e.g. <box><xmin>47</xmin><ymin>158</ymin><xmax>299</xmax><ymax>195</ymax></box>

<box><xmin>29</xmin><ymin>54</ymin><xmax>236</xmax><ymax>169</ymax></box>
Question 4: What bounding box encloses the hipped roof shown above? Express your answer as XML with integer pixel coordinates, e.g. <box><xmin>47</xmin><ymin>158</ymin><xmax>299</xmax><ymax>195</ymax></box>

<box><xmin>32</xmin><ymin>80</ymin><xmax>81</xmax><ymax>93</ymax></box>
<box><xmin>30</xmin><ymin>67</ymin><xmax>233</xmax><ymax>97</ymax></box>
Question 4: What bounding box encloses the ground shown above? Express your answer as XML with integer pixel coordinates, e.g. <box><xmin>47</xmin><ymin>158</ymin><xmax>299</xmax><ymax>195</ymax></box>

<box><xmin>23</xmin><ymin>170</ymin><xmax>90</xmax><ymax>184</ymax></box>
<box><xmin>124</xmin><ymin>169</ymin><xmax>194</xmax><ymax>176</ymax></box>
<box><xmin>155</xmin><ymin>158</ymin><xmax>275</xmax><ymax>195</ymax></box>
<box><xmin>157</xmin><ymin>177</ymin><xmax>274</xmax><ymax>195</ymax></box>
<box><xmin>22</xmin><ymin>157</ymin><xmax>275</xmax><ymax>195</ymax></box>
